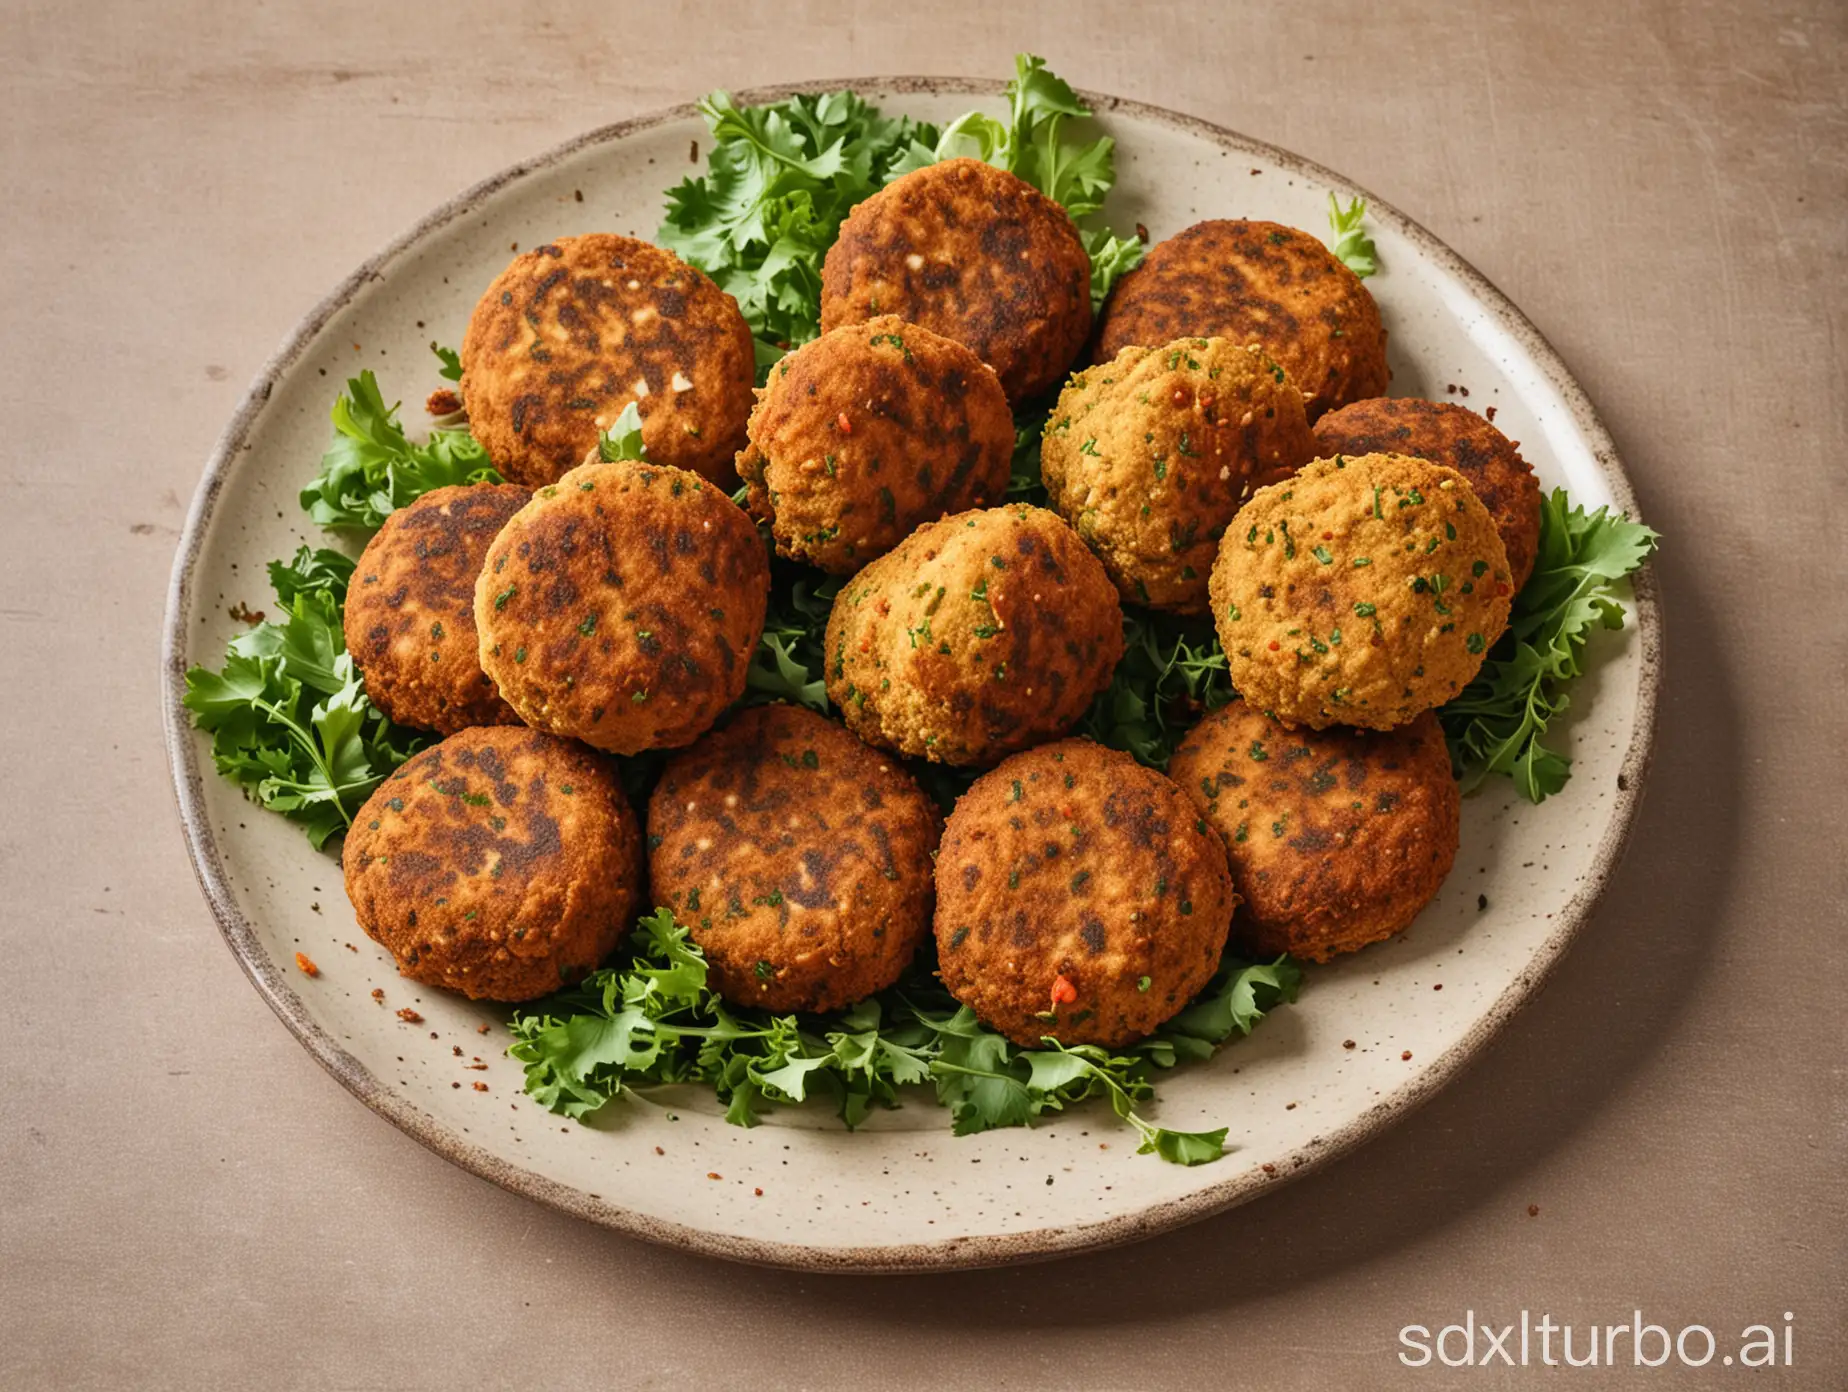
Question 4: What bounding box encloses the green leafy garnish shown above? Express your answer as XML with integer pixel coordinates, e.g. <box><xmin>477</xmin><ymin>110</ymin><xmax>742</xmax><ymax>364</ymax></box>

<box><xmin>744</xmin><ymin>566</ymin><xmax>840</xmax><ymax>712</ymax></box>
<box><xmin>1326</xmin><ymin>194</ymin><xmax>1379</xmax><ymax>279</ymax></box>
<box><xmin>660</xmin><ymin>90</ymin><xmax>937</xmax><ymax>370</ymax></box>
<box><xmin>299</xmin><ymin>370</ymin><xmax>499</xmax><ymax>533</ymax></box>
<box><xmin>1440</xmin><ymin>489</ymin><xmax>1658</xmax><ymax>800</ymax></box>
<box><xmin>429</xmin><ymin>340</ymin><xmax>464</xmax><ymax>382</ymax></box>
<box><xmin>1082</xmin><ymin>611</ymin><xmax>1233</xmax><ymax>768</ymax></box>
<box><xmin>929</xmin><ymin>54</ymin><xmax>1143</xmax><ymax>310</ymax></box>
<box><xmin>183</xmin><ymin>563</ymin><xmax>422</xmax><ymax>848</ymax></box>
<box><xmin>509</xmin><ymin>910</ymin><xmax>1299</xmax><ymax>1163</ymax></box>
<box><xmin>595</xmin><ymin>401</ymin><xmax>648</xmax><ymax>462</ymax></box>
<box><xmin>661</xmin><ymin>55</ymin><xmax>1142</xmax><ymax>373</ymax></box>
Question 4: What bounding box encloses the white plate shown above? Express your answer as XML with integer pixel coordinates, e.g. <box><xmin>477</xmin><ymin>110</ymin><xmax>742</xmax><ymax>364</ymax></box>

<box><xmin>162</xmin><ymin>78</ymin><xmax>1660</xmax><ymax>1272</ymax></box>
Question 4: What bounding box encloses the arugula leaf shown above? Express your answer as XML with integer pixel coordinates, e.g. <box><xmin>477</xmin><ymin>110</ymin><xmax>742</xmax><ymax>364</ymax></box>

<box><xmin>595</xmin><ymin>401</ymin><xmax>648</xmax><ymax>462</ymax></box>
<box><xmin>299</xmin><ymin>370</ymin><xmax>500</xmax><ymax>534</ymax></box>
<box><xmin>743</xmin><ymin>566</ymin><xmax>840</xmax><ymax>712</ymax></box>
<box><xmin>507</xmin><ymin>911</ymin><xmax>1298</xmax><ymax>1162</ymax></box>
<box><xmin>1326</xmin><ymin>194</ymin><xmax>1379</xmax><ymax>278</ymax></box>
<box><xmin>1439</xmin><ymin>489</ymin><xmax>1658</xmax><ymax>800</ymax></box>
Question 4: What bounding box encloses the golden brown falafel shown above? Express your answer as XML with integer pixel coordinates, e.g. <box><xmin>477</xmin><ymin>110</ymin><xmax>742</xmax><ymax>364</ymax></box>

<box><xmin>1096</xmin><ymin>220</ymin><xmax>1388</xmax><ymax>419</ymax></box>
<box><xmin>343</xmin><ymin>726</ymin><xmax>643</xmax><ymax>1001</ymax></box>
<box><xmin>736</xmin><ymin>315</ymin><xmax>1014</xmax><ymax>573</ymax></box>
<box><xmin>460</xmin><ymin>234</ymin><xmax>755</xmax><ymax>488</ymax></box>
<box><xmin>820</xmin><ymin>159</ymin><xmax>1092</xmax><ymax>403</ymax></box>
<box><xmin>1170</xmin><ymin>701</ymin><xmax>1458</xmax><ymax>962</ymax></box>
<box><xmin>823</xmin><ymin>505</ymin><xmax>1124</xmax><ymax>766</ymax></box>
<box><xmin>342</xmin><ymin>484</ymin><xmax>531</xmax><ymax>735</ymax></box>
<box><xmin>647</xmin><ymin>704</ymin><xmax>941</xmax><ymax>1012</ymax></box>
<box><xmin>933</xmin><ymin>739</ymin><xmax>1235</xmax><ymax>1047</ymax></box>
<box><xmin>1040</xmin><ymin>337</ymin><xmax>1316</xmax><ymax>613</ymax></box>
<box><xmin>1208</xmin><ymin>454</ymin><xmax>1514</xmax><ymax>730</ymax></box>
<box><xmin>1313</xmin><ymin>397</ymin><xmax>1542</xmax><ymax>590</ymax></box>
<box><xmin>474</xmin><ymin>459</ymin><xmax>769</xmax><ymax>756</ymax></box>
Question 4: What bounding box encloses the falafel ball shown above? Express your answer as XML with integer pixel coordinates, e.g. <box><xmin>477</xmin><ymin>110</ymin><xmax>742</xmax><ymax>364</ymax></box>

<box><xmin>1040</xmin><ymin>337</ymin><xmax>1316</xmax><ymax>613</ymax></box>
<box><xmin>1096</xmin><ymin>220</ymin><xmax>1389</xmax><ymax>420</ymax></box>
<box><xmin>823</xmin><ymin>505</ymin><xmax>1124</xmax><ymax>765</ymax></box>
<box><xmin>736</xmin><ymin>315</ymin><xmax>1014</xmax><ymax>573</ymax></box>
<box><xmin>474</xmin><ymin>459</ymin><xmax>770</xmax><ymax>756</ymax></box>
<box><xmin>460</xmin><ymin>234</ymin><xmax>755</xmax><ymax>488</ymax></box>
<box><xmin>1313</xmin><ymin>397</ymin><xmax>1542</xmax><ymax>590</ymax></box>
<box><xmin>647</xmin><ymin>703</ymin><xmax>941</xmax><ymax>1012</ymax></box>
<box><xmin>933</xmin><ymin>739</ymin><xmax>1235</xmax><ymax>1047</ymax></box>
<box><xmin>819</xmin><ymin>159</ymin><xmax>1092</xmax><ymax>403</ymax></box>
<box><xmin>1208</xmin><ymin>454</ymin><xmax>1514</xmax><ymax>731</ymax></box>
<box><xmin>343</xmin><ymin>726</ymin><xmax>643</xmax><ymax>1002</ymax></box>
<box><xmin>1170</xmin><ymin>701</ymin><xmax>1458</xmax><ymax>962</ymax></box>
<box><xmin>342</xmin><ymin>483</ymin><xmax>532</xmax><ymax>734</ymax></box>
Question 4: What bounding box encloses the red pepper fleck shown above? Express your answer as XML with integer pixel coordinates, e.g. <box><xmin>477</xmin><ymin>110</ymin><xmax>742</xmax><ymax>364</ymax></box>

<box><xmin>707</xmin><ymin>1172</ymin><xmax>723</xmax><ymax>1181</ymax></box>
<box><xmin>753</xmin><ymin>1187</ymin><xmax>764</xmax><ymax>1197</ymax></box>
<box><xmin>1170</xmin><ymin>387</ymin><xmax>1189</xmax><ymax>407</ymax></box>
<box><xmin>1496</xmin><ymin>582</ymin><xmax>1513</xmax><ymax>596</ymax></box>
<box><xmin>1401</xmin><ymin>1050</ymin><xmax>1413</xmax><ymax>1060</ymax></box>
<box><xmin>1268</xmin><ymin>639</ymin><xmax>1282</xmax><ymax>651</ymax></box>
<box><xmin>472</xmin><ymin>1081</ymin><xmax>488</xmax><ymax>1092</ymax></box>
<box><xmin>835</xmin><ymin>411</ymin><xmax>853</xmax><ymax>436</ymax></box>
<box><xmin>1051</xmin><ymin>974</ymin><xmax>1078</xmax><ymax>1005</ymax></box>
<box><xmin>294</xmin><ymin>952</ymin><xmax>320</xmax><ymax>978</ymax></box>
<box><xmin>1322</xmin><ymin>531</ymin><xmax>1334</xmax><ymax>540</ymax></box>
<box><xmin>396</xmin><ymin>1007</ymin><xmax>423</xmax><ymax>1024</ymax></box>
<box><xmin>1200</xmin><ymin>395</ymin><xmax>1215</xmax><ymax>411</ymax></box>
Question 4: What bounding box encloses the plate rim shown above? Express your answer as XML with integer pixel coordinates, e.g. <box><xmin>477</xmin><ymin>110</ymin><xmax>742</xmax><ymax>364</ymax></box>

<box><xmin>160</xmin><ymin>75</ymin><xmax>1663</xmax><ymax>1273</ymax></box>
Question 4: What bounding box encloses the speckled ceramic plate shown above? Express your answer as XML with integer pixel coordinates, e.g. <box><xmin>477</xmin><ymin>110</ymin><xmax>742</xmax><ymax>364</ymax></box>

<box><xmin>162</xmin><ymin>78</ymin><xmax>1660</xmax><ymax>1272</ymax></box>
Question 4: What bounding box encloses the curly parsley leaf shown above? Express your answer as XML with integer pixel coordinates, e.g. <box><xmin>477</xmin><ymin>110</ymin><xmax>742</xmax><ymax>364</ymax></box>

<box><xmin>595</xmin><ymin>401</ymin><xmax>649</xmax><ymax>462</ymax></box>
<box><xmin>508</xmin><ymin>911</ymin><xmax>1298</xmax><ymax>1163</ymax></box>
<box><xmin>1326</xmin><ymin>193</ymin><xmax>1379</xmax><ymax>279</ymax></box>
<box><xmin>299</xmin><ymin>370</ymin><xmax>500</xmax><ymax>534</ymax></box>
<box><xmin>1439</xmin><ymin>489</ymin><xmax>1658</xmax><ymax>800</ymax></box>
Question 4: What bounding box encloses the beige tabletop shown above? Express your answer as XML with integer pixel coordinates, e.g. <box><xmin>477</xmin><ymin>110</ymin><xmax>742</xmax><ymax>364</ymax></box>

<box><xmin>3</xmin><ymin>0</ymin><xmax>1844</xmax><ymax>1386</ymax></box>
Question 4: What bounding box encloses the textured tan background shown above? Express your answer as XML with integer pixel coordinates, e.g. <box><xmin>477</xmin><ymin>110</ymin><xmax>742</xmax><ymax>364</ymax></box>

<box><xmin>3</xmin><ymin>0</ymin><xmax>1844</xmax><ymax>1387</ymax></box>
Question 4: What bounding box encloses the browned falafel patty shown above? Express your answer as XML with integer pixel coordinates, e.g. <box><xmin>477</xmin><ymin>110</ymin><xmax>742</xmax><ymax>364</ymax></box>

<box><xmin>1313</xmin><ymin>397</ymin><xmax>1543</xmax><ymax>590</ymax></box>
<box><xmin>820</xmin><ymin>158</ymin><xmax>1093</xmax><ymax>403</ymax></box>
<box><xmin>343</xmin><ymin>726</ymin><xmax>643</xmax><ymax>1001</ymax></box>
<box><xmin>1040</xmin><ymin>337</ymin><xmax>1316</xmax><ymax>613</ymax></box>
<box><xmin>474</xmin><ymin>459</ymin><xmax>770</xmax><ymax>756</ymax></box>
<box><xmin>1096</xmin><ymin>220</ymin><xmax>1388</xmax><ymax>419</ymax></box>
<box><xmin>823</xmin><ymin>505</ymin><xmax>1124</xmax><ymax>765</ymax></box>
<box><xmin>342</xmin><ymin>483</ymin><xmax>531</xmax><ymax>734</ymax></box>
<box><xmin>460</xmin><ymin>234</ymin><xmax>755</xmax><ymax>488</ymax></box>
<box><xmin>647</xmin><ymin>704</ymin><xmax>941</xmax><ymax>1012</ymax></box>
<box><xmin>1209</xmin><ymin>454</ymin><xmax>1514</xmax><ymax>730</ymax></box>
<box><xmin>933</xmin><ymin>739</ymin><xmax>1235</xmax><ymax>1047</ymax></box>
<box><xmin>736</xmin><ymin>315</ymin><xmax>1014</xmax><ymax>573</ymax></box>
<box><xmin>1171</xmin><ymin>701</ymin><xmax>1458</xmax><ymax>962</ymax></box>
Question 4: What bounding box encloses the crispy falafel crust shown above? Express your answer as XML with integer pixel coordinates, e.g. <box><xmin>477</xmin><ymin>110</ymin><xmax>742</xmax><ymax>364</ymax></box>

<box><xmin>823</xmin><ymin>505</ymin><xmax>1124</xmax><ymax>766</ymax></box>
<box><xmin>820</xmin><ymin>159</ymin><xmax>1093</xmax><ymax>403</ymax></box>
<box><xmin>1096</xmin><ymin>220</ymin><xmax>1388</xmax><ymax>420</ymax></box>
<box><xmin>343</xmin><ymin>726</ymin><xmax>643</xmax><ymax>1002</ymax></box>
<box><xmin>460</xmin><ymin>234</ymin><xmax>755</xmax><ymax>488</ymax></box>
<box><xmin>342</xmin><ymin>484</ymin><xmax>531</xmax><ymax>734</ymax></box>
<box><xmin>1209</xmin><ymin>454</ymin><xmax>1513</xmax><ymax>730</ymax></box>
<box><xmin>737</xmin><ymin>315</ymin><xmax>1014</xmax><ymax>573</ymax></box>
<box><xmin>474</xmin><ymin>459</ymin><xmax>769</xmax><ymax>756</ymax></box>
<box><xmin>933</xmin><ymin>739</ymin><xmax>1235</xmax><ymax>1047</ymax></box>
<box><xmin>1313</xmin><ymin>397</ymin><xmax>1543</xmax><ymax>590</ymax></box>
<box><xmin>647</xmin><ymin>704</ymin><xmax>941</xmax><ymax>1012</ymax></box>
<box><xmin>1171</xmin><ymin>702</ymin><xmax>1458</xmax><ymax>962</ymax></box>
<box><xmin>1041</xmin><ymin>337</ymin><xmax>1315</xmax><ymax>613</ymax></box>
